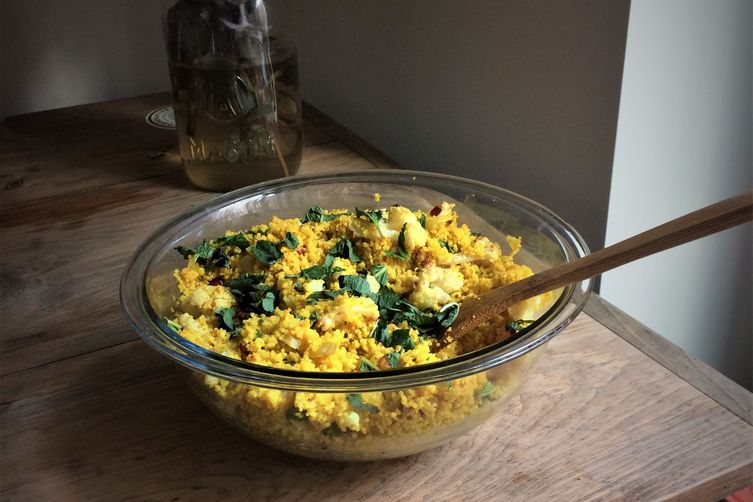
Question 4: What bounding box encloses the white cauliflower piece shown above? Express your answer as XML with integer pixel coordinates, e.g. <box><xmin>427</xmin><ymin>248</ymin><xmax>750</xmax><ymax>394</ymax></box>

<box><xmin>409</xmin><ymin>266</ymin><xmax>464</xmax><ymax>309</ymax></box>
<box><xmin>349</xmin><ymin>205</ymin><xmax>427</xmax><ymax>251</ymax></box>
<box><xmin>425</xmin><ymin>202</ymin><xmax>455</xmax><ymax>233</ymax></box>
<box><xmin>181</xmin><ymin>285</ymin><xmax>235</xmax><ymax>317</ymax></box>
<box><xmin>318</xmin><ymin>296</ymin><xmax>379</xmax><ymax>332</ymax></box>
<box><xmin>342</xmin><ymin>411</ymin><xmax>360</xmax><ymax>430</ymax></box>
<box><xmin>385</xmin><ymin>206</ymin><xmax>426</xmax><ymax>250</ymax></box>
<box><xmin>304</xmin><ymin>279</ymin><xmax>325</xmax><ymax>296</ymax></box>
<box><xmin>446</xmin><ymin>237</ymin><xmax>501</xmax><ymax>265</ymax></box>
<box><xmin>348</xmin><ymin>209</ymin><xmax>391</xmax><ymax>240</ymax></box>
<box><xmin>474</xmin><ymin>236</ymin><xmax>502</xmax><ymax>262</ymax></box>
<box><xmin>365</xmin><ymin>274</ymin><xmax>381</xmax><ymax>294</ymax></box>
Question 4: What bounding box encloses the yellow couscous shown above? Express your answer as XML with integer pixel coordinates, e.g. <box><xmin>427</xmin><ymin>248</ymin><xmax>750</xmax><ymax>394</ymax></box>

<box><xmin>167</xmin><ymin>201</ymin><xmax>551</xmax><ymax>457</ymax></box>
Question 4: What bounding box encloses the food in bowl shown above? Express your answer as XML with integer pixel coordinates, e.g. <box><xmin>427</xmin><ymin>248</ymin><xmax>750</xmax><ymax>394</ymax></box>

<box><xmin>120</xmin><ymin>170</ymin><xmax>592</xmax><ymax>460</ymax></box>
<box><xmin>166</xmin><ymin>201</ymin><xmax>553</xmax><ymax>453</ymax></box>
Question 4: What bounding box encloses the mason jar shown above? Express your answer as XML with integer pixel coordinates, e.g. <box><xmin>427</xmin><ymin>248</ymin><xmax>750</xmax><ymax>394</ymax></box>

<box><xmin>163</xmin><ymin>0</ymin><xmax>302</xmax><ymax>191</ymax></box>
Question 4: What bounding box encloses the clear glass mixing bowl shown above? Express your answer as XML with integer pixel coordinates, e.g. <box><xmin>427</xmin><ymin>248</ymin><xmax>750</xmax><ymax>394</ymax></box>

<box><xmin>120</xmin><ymin>170</ymin><xmax>592</xmax><ymax>461</ymax></box>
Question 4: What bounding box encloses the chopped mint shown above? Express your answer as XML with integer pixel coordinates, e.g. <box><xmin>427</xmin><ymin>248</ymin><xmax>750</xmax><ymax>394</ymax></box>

<box><xmin>358</xmin><ymin>357</ymin><xmax>379</xmax><ymax>372</ymax></box>
<box><xmin>281</xmin><ymin>232</ymin><xmax>300</xmax><ymax>249</ymax></box>
<box><xmin>252</xmin><ymin>240</ymin><xmax>283</xmax><ymax>265</ymax></box>
<box><xmin>346</xmin><ymin>393</ymin><xmax>379</xmax><ymax>413</ymax></box>
<box><xmin>384</xmin><ymin>223</ymin><xmax>410</xmax><ymax>261</ymax></box>
<box><xmin>371</xmin><ymin>263</ymin><xmax>388</xmax><ymax>286</ymax></box>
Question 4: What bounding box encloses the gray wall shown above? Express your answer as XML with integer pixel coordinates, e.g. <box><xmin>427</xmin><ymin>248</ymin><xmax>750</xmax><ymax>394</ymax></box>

<box><xmin>293</xmin><ymin>0</ymin><xmax>630</xmax><ymax>251</ymax></box>
<box><xmin>602</xmin><ymin>0</ymin><xmax>752</xmax><ymax>389</ymax></box>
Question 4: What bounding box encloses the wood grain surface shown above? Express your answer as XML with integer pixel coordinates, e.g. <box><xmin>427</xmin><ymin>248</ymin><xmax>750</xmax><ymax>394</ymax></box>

<box><xmin>1</xmin><ymin>94</ymin><xmax>751</xmax><ymax>501</ymax></box>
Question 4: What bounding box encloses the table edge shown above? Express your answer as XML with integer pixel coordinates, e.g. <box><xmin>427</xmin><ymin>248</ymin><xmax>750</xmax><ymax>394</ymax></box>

<box><xmin>585</xmin><ymin>294</ymin><xmax>753</xmax><ymax>426</ymax></box>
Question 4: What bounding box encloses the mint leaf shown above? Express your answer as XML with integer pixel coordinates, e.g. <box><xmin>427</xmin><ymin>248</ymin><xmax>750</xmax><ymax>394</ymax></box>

<box><xmin>386</xmin><ymin>351</ymin><xmax>400</xmax><ymax>368</ymax></box>
<box><xmin>391</xmin><ymin>302</ymin><xmax>436</xmax><ymax>333</ymax></box>
<box><xmin>346</xmin><ymin>393</ymin><xmax>379</xmax><ymax>413</ymax></box>
<box><xmin>214</xmin><ymin>234</ymin><xmax>250</xmax><ymax>249</ymax></box>
<box><xmin>324</xmin><ymin>239</ymin><xmax>361</xmax><ymax>266</ymax></box>
<box><xmin>418</xmin><ymin>213</ymin><xmax>426</xmax><ymax>228</ymax></box>
<box><xmin>384</xmin><ymin>223</ymin><xmax>410</xmax><ymax>261</ymax></box>
<box><xmin>338</xmin><ymin>275</ymin><xmax>372</xmax><ymax>297</ymax></box>
<box><xmin>388</xmin><ymin>329</ymin><xmax>415</xmax><ymax>350</ymax></box>
<box><xmin>216</xmin><ymin>307</ymin><xmax>242</xmax><ymax>339</ymax></box>
<box><xmin>506</xmin><ymin>319</ymin><xmax>535</xmax><ymax>333</ymax></box>
<box><xmin>475</xmin><ymin>381</ymin><xmax>496</xmax><ymax>402</ymax></box>
<box><xmin>358</xmin><ymin>357</ymin><xmax>379</xmax><ymax>372</ymax></box>
<box><xmin>225</xmin><ymin>273</ymin><xmax>265</xmax><ymax>291</ymax></box>
<box><xmin>371</xmin><ymin>319</ymin><xmax>391</xmax><ymax>345</ymax></box>
<box><xmin>175</xmin><ymin>239</ymin><xmax>214</xmax><ymax>262</ymax></box>
<box><xmin>436</xmin><ymin>302</ymin><xmax>460</xmax><ymax>328</ymax></box>
<box><xmin>252</xmin><ymin>240</ymin><xmax>282</xmax><ymax>265</ymax></box>
<box><xmin>226</xmin><ymin>277</ymin><xmax>278</xmax><ymax>316</ymax></box>
<box><xmin>371</xmin><ymin>264</ymin><xmax>388</xmax><ymax>286</ymax></box>
<box><xmin>299</xmin><ymin>265</ymin><xmax>343</xmax><ymax>281</ymax></box>
<box><xmin>439</xmin><ymin>240</ymin><xmax>458</xmax><ymax>253</ymax></box>
<box><xmin>306</xmin><ymin>290</ymin><xmax>346</xmax><ymax>304</ymax></box>
<box><xmin>260</xmin><ymin>291</ymin><xmax>276</xmax><ymax>313</ymax></box>
<box><xmin>301</xmin><ymin>206</ymin><xmax>341</xmax><ymax>223</ymax></box>
<box><xmin>281</xmin><ymin>232</ymin><xmax>299</xmax><ymax>249</ymax></box>
<box><xmin>165</xmin><ymin>318</ymin><xmax>181</xmax><ymax>334</ymax></box>
<box><xmin>355</xmin><ymin>208</ymin><xmax>384</xmax><ymax>236</ymax></box>
<box><xmin>375</xmin><ymin>286</ymin><xmax>401</xmax><ymax>312</ymax></box>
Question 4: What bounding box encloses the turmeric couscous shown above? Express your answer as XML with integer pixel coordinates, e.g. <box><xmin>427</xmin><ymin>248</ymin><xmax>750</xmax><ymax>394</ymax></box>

<box><xmin>167</xmin><ymin>201</ymin><xmax>552</xmax><ymax>457</ymax></box>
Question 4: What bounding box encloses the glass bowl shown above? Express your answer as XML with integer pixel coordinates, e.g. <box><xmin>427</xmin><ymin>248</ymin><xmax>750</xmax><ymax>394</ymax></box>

<box><xmin>120</xmin><ymin>170</ymin><xmax>592</xmax><ymax>461</ymax></box>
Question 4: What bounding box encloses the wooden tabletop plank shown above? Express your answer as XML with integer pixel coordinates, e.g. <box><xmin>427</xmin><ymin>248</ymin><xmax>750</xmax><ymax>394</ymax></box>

<box><xmin>586</xmin><ymin>295</ymin><xmax>753</xmax><ymax>426</ymax></box>
<box><xmin>0</xmin><ymin>93</ymin><xmax>337</xmax><ymax>207</ymax></box>
<box><xmin>1</xmin><ymin>315</ymin><xmax>750</xmax><ymax>501</ymax></box>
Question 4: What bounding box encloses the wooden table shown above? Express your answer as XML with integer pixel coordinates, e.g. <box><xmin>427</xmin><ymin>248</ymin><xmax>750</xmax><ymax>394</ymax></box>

<box><xmin>1</xmin><ymin>94</ymin><xmax>751</xmax><ymax>501</ymax></box>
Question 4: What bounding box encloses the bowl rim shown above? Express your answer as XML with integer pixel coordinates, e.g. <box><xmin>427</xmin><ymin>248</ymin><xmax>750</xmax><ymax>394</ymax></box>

<box><xmin>120</xmin><ymin>169</ymin><xmax>592</xmax><ymax>392</ymax></box>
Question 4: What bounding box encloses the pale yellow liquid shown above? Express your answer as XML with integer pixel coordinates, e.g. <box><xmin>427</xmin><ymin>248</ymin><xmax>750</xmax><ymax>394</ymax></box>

<box><xmin>169</xmin><ymin>53</ymin><xmax>302</xmax><ymax>191</ymax></box>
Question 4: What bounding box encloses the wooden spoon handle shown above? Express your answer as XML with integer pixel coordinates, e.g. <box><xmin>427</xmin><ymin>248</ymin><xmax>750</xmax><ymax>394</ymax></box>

<box><xmin>449</xmin><ymin>191</ymin><xmax>753</xmax><ymax>339</ymax></box>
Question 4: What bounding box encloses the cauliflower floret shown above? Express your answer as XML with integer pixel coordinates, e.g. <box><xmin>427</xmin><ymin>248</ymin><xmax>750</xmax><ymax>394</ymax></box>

<box><xmin>304</xmin><ymin>279</ymin><xmax>325</xmax><ymax>296</ymax></box>
<box><xmin>349</xmin><ymin>205</ymin><xmax>427</xmax><ymax>250</ymax></box>
<box><xmin>342</xmin><ymin>411</ymin><xmax>360</xmax><ymax>431</ymax></box>
<box><xmin>318</xmin><ymin>296</ymin><xmax>379</xmax><ymax>332</ymax></box>
<box><xmin>425</xmin><ymin>202</ymin><xmax>455</xmax><ymax>233</ymax></box>
<box><xmin>409</xmin><ymin>266</ymin><xmax>464</xmax><ymax>309</ymax></box>
<box><xmin>385</xmin><ymin>206</ymin><xmax>426</xmax><ymax>250</ymax></box>
<box><xmin>348</xmin><ymin>209</ymin><xmax>389</xmax><ymax>240</ymax></box>
<box><xmin>474</xmin><ymin>236</ymin><xmax>502</xmax><ymax>262</ymax></box>
<box><xmin>450</xmin><ymin>237</ymin><xmax>501</xmax><ymax>264</ymax></box>
<box><xmin>181</xmin><ymin>285</ymin><xmax>235</xmax><ymax>317</ymax></box>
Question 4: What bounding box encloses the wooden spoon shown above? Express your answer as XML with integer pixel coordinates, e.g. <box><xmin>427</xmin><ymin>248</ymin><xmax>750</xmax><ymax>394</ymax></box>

<box><xmin>443</xmin><ymin>191</ymin><xmax>753</xmax><ymax>343</ymax></box>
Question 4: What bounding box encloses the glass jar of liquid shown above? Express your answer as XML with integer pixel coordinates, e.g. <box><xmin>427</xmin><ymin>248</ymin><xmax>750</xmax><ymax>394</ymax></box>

<box><xmin>163</xmin><ymin>0</ymin><xmax>302</xmax><ymax>191</ymax></box>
